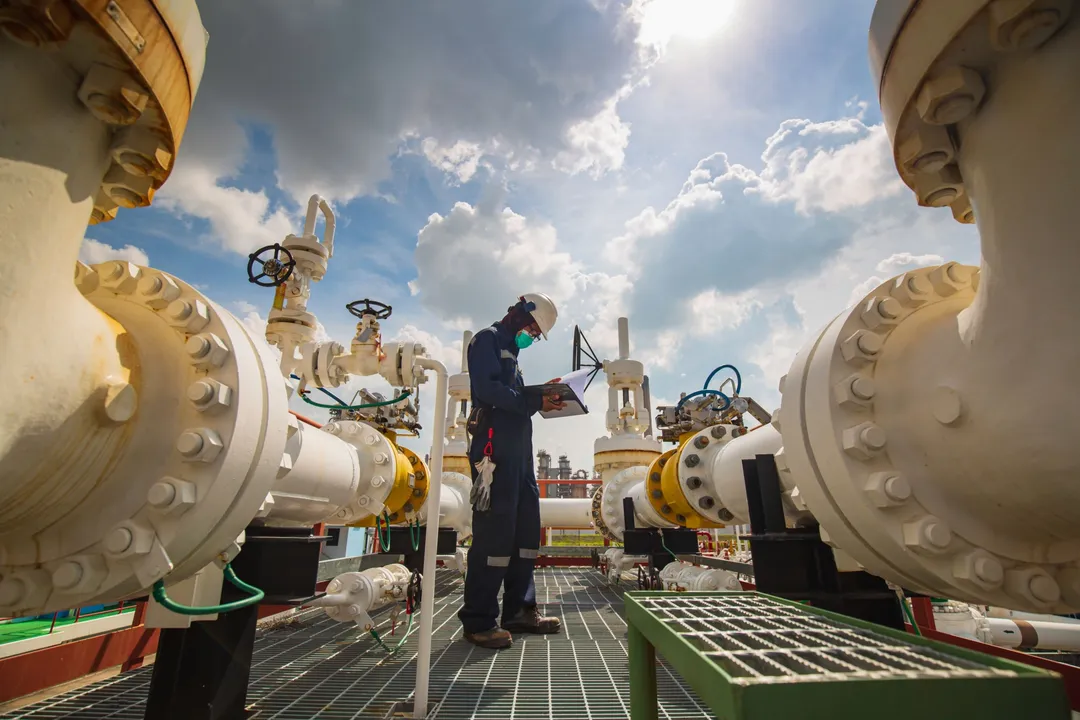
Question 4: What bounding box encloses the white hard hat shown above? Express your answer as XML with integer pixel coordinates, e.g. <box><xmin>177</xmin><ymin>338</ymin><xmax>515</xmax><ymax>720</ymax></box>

<box><xmin>521</xmin><ymin>292</ymin><xmax>558</xmax><ymax>339</ymax></box>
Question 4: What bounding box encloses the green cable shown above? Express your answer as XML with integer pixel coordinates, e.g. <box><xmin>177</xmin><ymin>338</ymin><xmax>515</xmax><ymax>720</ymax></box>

<box><xmin>298</xmin><ymin>389</ymin><xmax>411</xmax><ymax>411</ymax></box>
<box><xmin>409</xmin><ymin>518</ymin><xmax>421</xmax><ymax>551</ymax></box>
<box><xmin>151</xmin><ymin>563</ymin><xmax>264</xmax><ymax>616</ymax></box>
<box><xmin>901</xmin><ymin>596</ymin><xmax>922</xmax><ymax>636</ymax></box>
<box><xmin>660</xmin><ymin>534</ymin><xmax>677</xmax><ymax>560</ymax></box>
<box><xmin>376</xmin><ymin>512</ymin><xmax>391</xmax><ymax>551</ymax></box>
<box><xmin>370</xmin><ymin>612</ymin><xmax>414</xmax><ymax>654</ymax></box>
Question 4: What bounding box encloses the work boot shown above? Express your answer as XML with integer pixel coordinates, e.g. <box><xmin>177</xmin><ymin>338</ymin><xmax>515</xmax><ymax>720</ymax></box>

<box><xmin>502</xmin><ymin>607</ymin><xmax>561</xmax><ymax>634</ymax></box>
<box><xmin>463</xmin><ymin>627</ymin><xmax>513</xmax><ymax>649</ymax></box>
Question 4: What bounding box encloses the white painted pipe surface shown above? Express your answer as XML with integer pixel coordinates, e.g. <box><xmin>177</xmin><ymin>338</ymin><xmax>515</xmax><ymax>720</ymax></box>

<box><xmin>0</xmin><ymin>40</ymin><xmax>120</xmax><ymax>513</ymax></box>
<box><xmin>539</xmin><ymin>498</ymin><xmax>594</xmax><ymax>529</ymax></box>
<box><xmin>708</xmin><ymin>424</ymin><xmax>784</xmax><ymax>524</ymax></box>
<box><xmin>985</xmin><ymin>618</ymin><xmax>1080</xmax><ymax>652</ymax></box>
<box><xmin>302</xmin><ymin>194</ymin><xmax>336</xmax><ymax>257</ymax></box>
<box><xmin>413</xmin><ymin>358</ymin><xmax>447</xmax><ymax>719</ymax></box>
<box><xmin>771</xmin><ymin>12</ymin><xmax>1080</xmax><ymax>610</ymax></box>
<box><xmin>416</xmin><ymin>472</ymin><xmax>471</xmax><ymax>536</ymax></box>
<box><xmin>460</xmin><ymin>330</ymin><xmax>473</xmax><ymax>372</ymax></box>
<box><xmin>618</xmin><ymin>317</ymin><xmax>630</xmax><ymax>360</ymax></box>
<box><xmin>264</xmin><ymin>420</ymin><xmax>361</xmax><ymax>526</ymax></box>
<box><xmin>628</xmin><ymin>482</ymin><xmax>675</xmax><ymax>529</ymax></box>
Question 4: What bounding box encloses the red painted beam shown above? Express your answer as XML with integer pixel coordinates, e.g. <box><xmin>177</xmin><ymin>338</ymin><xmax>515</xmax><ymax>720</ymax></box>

<box><xmin>910</xmin><ymin>597</ymin><xmax>937</xmax><ymax>630</ymax></box>
<box><xmin>120</xmin><ymin>602</ymin><xmax>149</xmax><ymax>672</ymax></box>
<box><xmin>914</xmin><ymin>625</ymin><xmax>1080</xmax><ymax>711</ymax></box>
<box><xmin>0</xmin><ymin>623</ymin><xmax>159</xmax><ymax>704</ymax></box>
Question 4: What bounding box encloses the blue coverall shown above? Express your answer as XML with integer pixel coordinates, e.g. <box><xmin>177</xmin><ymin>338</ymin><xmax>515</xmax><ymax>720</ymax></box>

<box><xmin>458</xmin><ymin>323</ymin><xmax>545</xmax><ymax>634</ymax></box>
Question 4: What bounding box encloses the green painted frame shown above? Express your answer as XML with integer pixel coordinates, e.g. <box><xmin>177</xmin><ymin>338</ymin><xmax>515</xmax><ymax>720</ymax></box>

<box><xmin>625</xmin><ymin>591</ymin><xmax>1070</xmax><ymax>720</ymax></box>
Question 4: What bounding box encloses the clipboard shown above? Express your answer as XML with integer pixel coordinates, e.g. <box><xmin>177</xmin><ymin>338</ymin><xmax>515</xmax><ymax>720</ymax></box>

<box><xmin>522</xmin><ymin>369</ymin><xmax>591</xmax><ymax>419</ymax></box>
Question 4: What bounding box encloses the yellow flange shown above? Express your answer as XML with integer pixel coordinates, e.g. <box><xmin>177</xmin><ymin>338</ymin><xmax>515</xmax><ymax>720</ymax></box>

<box><xmin>646</xmin><ymin>442</ymin><xmax>724</xmax><ymax>529</ymax></box>
<box><xmin>349</xmin><ymin>442</ymin><xmax>430</xmax><ymax>527</ymax></box>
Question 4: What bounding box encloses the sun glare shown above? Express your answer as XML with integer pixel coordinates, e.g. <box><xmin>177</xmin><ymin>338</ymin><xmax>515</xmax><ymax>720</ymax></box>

<box><xmin>637</xmin><ymin>0</ymin><xmax>738</xmax><ymax>48</ymax></box>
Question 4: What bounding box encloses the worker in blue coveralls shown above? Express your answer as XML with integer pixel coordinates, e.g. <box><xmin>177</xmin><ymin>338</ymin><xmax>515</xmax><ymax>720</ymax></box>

<box><xmin>459</xmin><ymin>293</ymin><xmax>565</xmax><ymax>649</ymax></box>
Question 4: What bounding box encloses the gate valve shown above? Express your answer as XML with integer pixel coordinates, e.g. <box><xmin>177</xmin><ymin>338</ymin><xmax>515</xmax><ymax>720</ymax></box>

<box><xmin>246</xmin><ymin>244</ymin><xmax>296</xmax><ymax>287</ymax></box>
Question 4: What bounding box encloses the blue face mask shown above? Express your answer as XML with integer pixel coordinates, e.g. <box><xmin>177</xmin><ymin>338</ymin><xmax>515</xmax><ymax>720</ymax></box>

<box><xmin>515</xmin><ymin>331</ymin><xmax>534</xmax><ymax>349</ymax></box>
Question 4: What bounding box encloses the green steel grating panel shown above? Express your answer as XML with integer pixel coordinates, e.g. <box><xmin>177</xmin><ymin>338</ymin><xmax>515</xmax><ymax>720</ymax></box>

<box><xmin>625</xmin><ymin>592</ymin><xmax>1071</xmax><ymax>720</ymax></box>
<box><xmin>1</xmin><ymin>570</ymin><xmax>709</xmax><ymax>720</ymax></box>
<box><xmin>637</xmin><ymin>594</ymin><xmax>1007</xmax><ymax>683</ymax></box>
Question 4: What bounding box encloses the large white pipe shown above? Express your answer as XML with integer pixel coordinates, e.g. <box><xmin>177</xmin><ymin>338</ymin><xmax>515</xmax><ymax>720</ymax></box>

<box><xmin>693</xmin><ymin>3</ymin><xmax>1080</xmax><ymax>613</ymax></box>
<box><xmin>539</xmin><ymin>498</ymin><xmax>593</xmax><ymax>529</ymax></box>
<box><xmin>262</xmin><ymin>419</ymin><xmax>361</xmax><ymax>526</ymax></box>
<box><xmin>413</xmin><ymin>358</ymin><xmax>447</xmax><ymax>719</ymax></box>
<box><xmin>709</xmin><ymin>424</ymin><xmax>785</xmax><ymax>524</ymax></box>
<box><xmin>416</xmin><ymin>472</ymin><xmax>472</xmax><ymax>537</ymax></box>
<box><xmin>0</xmin><ymin>40</ymin><xmax>123</xmax><ymax>513</ymax></box>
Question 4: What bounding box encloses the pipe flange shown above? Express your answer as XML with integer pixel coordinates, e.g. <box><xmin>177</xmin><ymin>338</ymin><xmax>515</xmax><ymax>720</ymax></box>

<box><xmin>392</xmin><ymin>446</ymin><xmax>430</xmax><ymax>523</ymax></box>
<box><xmin>14</xmin><ymin>1</ymin><xmax>208</xmax><ymax>223</ymax></box>
<box><xmin>676</xmin><ymin>427</ymin><xmax>738</xmax><ymax>525</ymax></box>
<box><xmin>0</xmin><ymin>264</ymin><xmax>289</xmax><ymax>614</ymax></box>
<box><xmin>600</xmin><ymin>464</ymin><xmax>661</xmax><ymax>541</ymax></box>
<box><xmin>330</xmin><ymin>421</ymin><xmax>400</xmax><ymax>525</ymax></box>
<box><xmin>873</xmin><ymin>0</ymin><xmax>1075</xmax><ymax>223</ymax></box>
<box><xmin>281</xmin><ymin>234</ymin><xmax>330</xmax><ymax>281</ymax></box>
<box><xmin>590</xmin><ymin>486</ymin><xmax>620</xmax><ymax>543</ymax></box>
<box><xmin>778</xmin><ymin>263</ymin><xmax>1080</xmax><ymax>611</ymax></box>
<box><xmin>644</xmin><ymin>450</ymin><xmax>679</xmax><ymax>526</ymax></box>
<box><xmin>653</xmin><ymin>443</ymin><xmax>725</xmax><ymax>529</ymax></box>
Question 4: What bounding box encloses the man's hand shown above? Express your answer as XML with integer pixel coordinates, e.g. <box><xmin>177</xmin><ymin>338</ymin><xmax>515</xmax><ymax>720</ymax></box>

<box><xmin>541</xmin><ymin>394</ymin><xmax>565</xmax><ymax>412</ymax></box>
<box><xmin>545</xmin><ymin>377</ymin><xmax>561</xmax><ymax>384</ymax></box>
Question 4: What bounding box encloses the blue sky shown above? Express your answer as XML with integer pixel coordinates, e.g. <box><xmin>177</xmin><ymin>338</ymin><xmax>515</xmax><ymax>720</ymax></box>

<box><xmin>81</xmin><ymin>0</ymin><xmax>981</xmax><ymax>469</ymax></box>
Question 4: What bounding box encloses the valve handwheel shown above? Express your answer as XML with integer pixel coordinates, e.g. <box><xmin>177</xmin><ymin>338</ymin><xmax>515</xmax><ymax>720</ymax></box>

<box><xmin>246</xmin><ymin>244</ymin><xmax>296</xmax><ymax>287</ymax></box>
<box><xmin>347</xmin><ymin>298</ymin><xmax>392</xmax><ymax>320</ymax></box>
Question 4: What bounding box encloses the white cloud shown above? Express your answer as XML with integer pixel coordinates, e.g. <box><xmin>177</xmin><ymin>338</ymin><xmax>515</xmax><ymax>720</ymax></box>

<box><xmin>173</xmin><ymin>1</ymin><xmax>643</xmax><ymax>207</ymax></box>
<box><xmin>588</xmin><ymin>108</ymin><xmax>981</xmax><ymax>459</ymax></box>
<box><xmin>413</xmin><ymin>201</ymin><xmax>581</xmax><ymax>327</ymax></box>
<box><xmin>848</xmin><ymin>251</ymin><xmax>946</xmax><ymax>305</ymax></box>
<box><xmin>232</xmin><ymin>300</ymin><xmax>269</xmax><ymax>340</ymax></box>
<box><xmin>753</xmin><ymin>119</ymin><xmax>907</xmax><ymax>214</ymax></box>
<box><xmin>389</xmin><ymin>324</ymin><xmax>465</xmax><ymax>374</ymax></box>
<box><xmin>847</xmin><ymin>275</ymin><xmax>886</xmax><ymax>306</ymax></box>
<box><xmin>876</xmin><ymin>252</ymin><xmax>944</xmax><ymax>274</ymax></box>
<box><xmin>420</xmin><ymin>138</ymin><xmax>487</xmax><ymax>184</ymax></box>
<box><xmin>157</xmin><ymin>165</ymin><xmax>296</xmax><ymax>256</ymax></box>
<box><xmin>79</xmin><ymin>238</ymin><xmax>149</xmax><ymax>266</ymax></box>
<box><xmin>554</xmin><ymin>95</ymin><xmax>632</xmax><ymax>177</ymax></box>
<box><xmin>686</xmin><ymin>289</ymin><xmax>764</xmax><ymax>337</ymax></box>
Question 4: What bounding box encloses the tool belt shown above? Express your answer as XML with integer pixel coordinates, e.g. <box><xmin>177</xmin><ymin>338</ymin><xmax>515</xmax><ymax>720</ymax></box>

<box><xmin>466</xmin><ymin>405</ymin><xmax>488</xmax><ymax>437</ymax></box>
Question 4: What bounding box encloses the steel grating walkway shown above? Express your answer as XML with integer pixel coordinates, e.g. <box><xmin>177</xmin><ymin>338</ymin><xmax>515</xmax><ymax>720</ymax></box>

<box><xmin>1</xmin><ymin>569</ymin><xmax>708</xmax><ymax>720</ymax></box>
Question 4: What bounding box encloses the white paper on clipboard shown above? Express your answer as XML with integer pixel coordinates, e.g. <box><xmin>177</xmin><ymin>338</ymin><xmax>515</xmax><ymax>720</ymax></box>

<box><xmin>525</xmin><ymin>368</ymin><xmax>592</xmax><ymax>419</ymax></box>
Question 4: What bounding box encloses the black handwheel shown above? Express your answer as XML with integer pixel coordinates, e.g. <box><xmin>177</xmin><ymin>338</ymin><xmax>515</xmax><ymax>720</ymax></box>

<box><xmin>346</xmin><ymin>298</ymin><xmax>392</xmax><ymax>320</ymax></box>
<box><xmin>247</xmin><ymin>244</ymin><xmax>296</xmax><ymax>287</ymax></box>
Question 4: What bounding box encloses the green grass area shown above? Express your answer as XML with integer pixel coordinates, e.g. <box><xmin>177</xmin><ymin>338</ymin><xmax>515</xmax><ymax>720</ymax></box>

<box><xmin>0</xmin><ymin>606</ymin><xmax>135</xmax><ymax>645</ymax></box>
<box><xmin>548</xmin><ymin>532</ymin><xmax>606</xmax><ymax>547</ymax></box>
